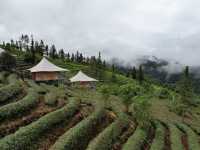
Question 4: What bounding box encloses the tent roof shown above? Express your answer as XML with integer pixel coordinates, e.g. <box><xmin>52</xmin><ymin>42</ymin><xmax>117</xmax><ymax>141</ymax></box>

<box><xmin>70</xmin><ymin>71</ymin><xmax>98</xmax><ymax>82</ymax></box>
<box><xmin>28</xmin><ymin>57</ymin><xmax>68</xmax><ymax>72</ymax></box>
<box><xmin>0</xmin><ymin>48</ymin><xmax>5</xmax><ymax>54</ymax></box>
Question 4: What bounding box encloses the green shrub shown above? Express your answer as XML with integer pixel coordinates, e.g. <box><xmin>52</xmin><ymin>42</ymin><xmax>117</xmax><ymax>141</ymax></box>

<box><xmin>118</xmin><ymin>83</ymin><xmax>145</xmax><ymax>105</ymax></box>
<box><xmin>44</xmin><ymin>86</ymin><xmax>66</xmax><ymax>106</ymax></box>
<box><xmin>0</xmin><ymin>100</ymin><xmax>80</xmax><ymax>150</ymax></box>
<box><xmin>168</xmin><ymin>124</ymin><xmax>184</xmax><ymax>150</ymax></box>
<box><xmin>130</xmin><ymin>98</ymin><xmax>152</xmax><ymax>129</ymax></box>
<box><xmin>0</xmin><ymin>74</ymin><xmax>22</xmax><ymax>103</ymax></box>
<box><xmin>98</xmin><ymin>84</ymin><xmax>119</xmax><ymax>98</ymax></box>
<box><xmin>150</xmin><ymin>122</ymin><xmax>165</xmax><ymax>150</ymax></box>
<box><xmin>0</xmin><ymin>52</ymin><xmax>16</xmax><ymax>71</ymax></box>
<box><xmin>0</xmin><ymin>72</ymin><xmax>6</xmax><ymax>84</ymax></box>
<box><xmin>50</xmin><ymin>108</ymin><xmax>108</xmax><ymax>150</ymax></box>
<box><xmin>177</xmin><ymin>123</ymin><xmax>200</xmax><ymax>150</ymax></box>
<box><xmin>0</xmin><ymin>89</ymin><xmax>39</xmax><ymax>121</ymax></box>
<box><xmin>122</xmin><ymin>127</ymin><xmax>148</xmax><ymax>150</ymax></box>
<box><xmin>157</xmin><ymin>88</ymin><xmax>171</xmax><ymax>99</ymax></box>
<box><xmin>106</xmin><ymin>96</ymin><xmax>126</xmax><ymax>115</ymax></box>
<box><xmin>26</xmin><ymin>80</ymin><xmax>47</xmax><ymax>94</ymax></box>
<box><xmin>7</xmin><ymin>74</ymin><xmax>18</xmax><ymax>83</ymax></box>
<box><xmin>86</xmin><ymin>114</ymin><xmax>129</xmax><ymax>150</ymax></box>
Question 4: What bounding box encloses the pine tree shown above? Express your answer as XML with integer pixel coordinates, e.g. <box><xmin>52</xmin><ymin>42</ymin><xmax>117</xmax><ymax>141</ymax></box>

<box><xmin>71</xmin><ymin>53</ymin><xmax>75</xmax><ymax>62</ymax></box>
<box><xmin>66</xmin><ymin>53</ymin><xmax>70</xmax><ymax>61</ymax></box>
<box><xmin>45</xmin><ymin>45</ymin><xmax>49</xmax><ymax>56</ymax></box>
<box><xmin>49</xmin><ymin>45</ymin><xmax>57</xmax><ymax>59</ymax></box>
<box><xmin>138</xmin><ymin>65</ymin><xmax>144</xmax><ymax>84</ymax></box>
<box><xmin>131</xmin><ymin>66</ymin><xmax>136</xmax><ymax>79</ymax></box>
<box><xmin>111</xmin><ymin>64</ymin><xmax>116</xmax><ymax>82</ymax></box>
<box><xmin>39</xmin><ymin>40</ymin><xmax>45</xmax><ymax>55</ymax></box>
<box><xmin>59</xmin><ymin>49</ymin><xmax>65</xmax><ymax>59</ymax></box>
<box><xmin>30</xmin><ymin>37</ymin><xmax>35</xmax><ymax>63</ymax></box>
<box><xmin>177</xmin><ymin>66</ymin><xmax>194</xmax><ymax>105</ymax></box>
<box><xmin>126</xmin><ymin>69</ymin><xmax>130</xmax><ymax>77</ymax></box>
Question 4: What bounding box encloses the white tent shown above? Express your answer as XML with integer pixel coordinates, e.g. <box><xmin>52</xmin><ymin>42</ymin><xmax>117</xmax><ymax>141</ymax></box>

<box><xmin>28</xmin><ymin>57</ymin><xmax>68</xmax><ymax>72</ymax></box>
<box><xmin>70</xmin><ymin>71</ymin><xmax>98</xmax><ymax>82</ymax></box>
<box><xmin>0</xmin><ymin>48</ymin><xmax>5</xmax><ymax>54</ymax></box>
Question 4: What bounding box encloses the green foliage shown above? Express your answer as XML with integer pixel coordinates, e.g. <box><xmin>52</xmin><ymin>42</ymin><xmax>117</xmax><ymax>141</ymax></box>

<box><xmin>44</xmin><ymin>86</ymin><xmax>66</xmax><ymax>106</ymax></box>
<box><xmin>176</xmin><ymin>66</ymin><xmax>194</xmax><ymax>105</ymax></box>
<box><xmin>50</xmin><ymin>108</ymin><xmax>108</xmax><ymax>150</ymax></box>
<box><xmin>138</xmin><ymin>65</ymin><xmax>144</xmax><ymax>84</ymax></box>
<box><xmin>23</xmin><ymin>52</ymin><xmax>35</xmax><ymax>63</ymax></box>
<box><xmin>0</xmin><ymin>72</ymin><xmax>7</xmax><ymax>84</ymax></box>
<box><xmin>0</xmin><ymin>52</ymin><xmax>16</xmax><ymax>71</ymax></box>
<box><xmin>98</xmin><ymin>84</ymin><xmax>118</xmax><ymax>100</ymax></box>
<box><xmin>26</xmin><ymin>80</ymin><xmax>47</xmax><ymax>94</ymax></box>
<box><xmin>168</xmin><ymin>124</ymin><xmax>184</xmax><ymax>150</ymax></box>
<box><xmin>86</xmin><ymin>115</ymin><xmax>129</xmax><ymax>150</ymax></box>
<box><xmin>177</xmin><ymin>123</ymin><xmax>200</xmax><ymax>150</ymax></box>
<box><xmin>157</xmin><ymin>88</ymin><xmax>171</xmax><ymax>99</ymax></box>
<box><xmin>118</xmin><ymin>84</ymin><xmax>145</xmax><ymax>105</ymax></box>
<box><xmin>150</xmin><ymin>122</ymin><xmax>165</xmax><ymax>150</ymax></box>
<box><xmin>0</xmin><ymin>89</ymin><xmax>39</xmax><ymax>122</ymax></box>
<box><xmin>130</xmin><ymin>97</ymin><xmax>152</xmax><ymax>129</ymax></box>
<box><xmin>0</xmin><ymin>75</ymin><xmax>22</xmax><ymax>103</ymax></box>
<box><xmin>106</xmin><ymin>96</ymin><xmax>127</xmax><ymax>115</ymax></box>
<box><xmin>0</xmin><ymin>100</ymin><xmax>80</xmax><ymax>150</ymax></box>
<box><xmin>122</xmin><ymin>127</ymin><xmax>148</xmax><ymax>150</ymax></box>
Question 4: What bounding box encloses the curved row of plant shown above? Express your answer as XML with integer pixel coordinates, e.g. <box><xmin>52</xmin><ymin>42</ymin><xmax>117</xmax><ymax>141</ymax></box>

<box><xmin>149</xmin><ymin>122</ymin><xmax>165</xmax><ymax>150</ymax></box>
<box><xmin>122</xmin><ymin>126</ymin><xmax>148</xmax><ymax>150</ymax></box>
<box><xmin>0</xmin><ymin>74</ymin><xmax>23</xmax><ymax>103</ymax></box>
<box><xmin>44</xmin><ymin>85</ymin><xmax>66</xmax><ymax>106</ymax></box>
<box><xmin>26</xmin><ymin>80</ymin><xmax>47</xmax><ymax>94</ymax></box>
<box><xmin>86</xmin><ymin>114</ymin><xmax>130</xmax><ymax>150</ymax></box>
<box><xmin>0</xmin><ymin>88</ymin><xmax>39</xmax><ymax>122</ymax></box>
<box><xmin>168</xmin><ymin>124</ymin><xmax>184</xmax><ymax>150</ymax></box>
<box><xmin>177</xmin><ymin>123</ymin><xmax>200</xmax><ymax>150</ymax></box>
<box><xmin>0</xmin><ymin>100</ymin><xmax>80</xmax><ymax>150</ymax></box>
<box><xmin>0</xmin><ymin>72</ymin><xmax>7</xmax><ymax>85</ymax></box>
<box><xmin>50</xmin><ymin>108</ymin><xmax>111</xmax><ymax>150</ymax></box>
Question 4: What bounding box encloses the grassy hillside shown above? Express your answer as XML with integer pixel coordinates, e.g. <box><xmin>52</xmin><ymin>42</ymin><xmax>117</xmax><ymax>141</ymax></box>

<box><xmin>0</xmin><ymin>45</ymin><xmax>200</xmax><ymax>149</ymax></box>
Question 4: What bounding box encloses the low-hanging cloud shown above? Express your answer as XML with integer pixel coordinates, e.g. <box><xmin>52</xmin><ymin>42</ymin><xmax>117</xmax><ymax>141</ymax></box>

<box><xmin>1</xmin><ymin>0</ymin><xmax>200</xmax><ymax>66</ymax></box>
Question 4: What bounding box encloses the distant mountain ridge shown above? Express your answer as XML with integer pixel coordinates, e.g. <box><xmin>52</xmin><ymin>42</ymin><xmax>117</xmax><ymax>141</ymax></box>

<box><xmin>137</xmin><ymin>55</ymin><xmax>200</xmax><ymax>93</ymax></box>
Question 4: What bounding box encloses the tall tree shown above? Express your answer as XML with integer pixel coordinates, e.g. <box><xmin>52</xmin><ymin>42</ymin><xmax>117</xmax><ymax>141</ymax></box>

<box><xmin>111</xmin><ymin>64</ymin><xmax>117</xmax><ymax>82</ymax></box>
<box><xmin>177</xmin><ymin>66</ymin><xmax>194</xmax><ymax>105</ymax></box>
<box><xmin>131</xmin><ymin>66</ymin><xmax>137</xmax><ymax>79</ymax></box>
<box><xmin>49</xmin><ymin>45</ymin><xmax>57</xmax><ymax>59</ymax></box>
<box><xmin>30</xmin><ymin>37</ymin><xmax>35</xmax><ymax>63</ymax></box>
<box><xmin>59</xmin><ymin>49</ymin><xmax>65</xmax><ymax>59</ymax></box>
<box><xmin>138</xmin><ymin>65</ymin><xmax>144</xmax><ymax>84</ymax></box>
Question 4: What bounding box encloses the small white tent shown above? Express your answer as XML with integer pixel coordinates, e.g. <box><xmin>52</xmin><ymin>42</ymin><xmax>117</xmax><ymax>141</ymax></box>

<box><xmin>28</xmin><ymin>57</ymin><xmax>68</xmax><ymax>81</ymax></box>
<box><xmin>70</xmin><ymin>71</ymin><xmax>98</xmax><ymax>82</ymax></box>
<box><xmin>28</xmin><ymin>57</ymin><xmax>68</xmax><ymax>72</ymax></box>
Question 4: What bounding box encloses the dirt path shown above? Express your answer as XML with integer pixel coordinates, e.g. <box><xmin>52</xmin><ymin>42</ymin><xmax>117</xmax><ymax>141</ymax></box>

<box><xmin>164</xmin><ymin>126</ymin><xmax>171</xmax><ymax>150</ymax></box>
<box><xmin>181</xmin><ymin>134</ymin><xmax>189</xmax><ymax>150</ymax></box>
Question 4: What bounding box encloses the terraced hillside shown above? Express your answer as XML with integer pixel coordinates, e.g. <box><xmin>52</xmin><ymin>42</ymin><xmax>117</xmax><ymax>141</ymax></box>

<box><xmin>0</xmin><ymin>72</ymin><xmax>199</xmax><ymax>150</ymax></box>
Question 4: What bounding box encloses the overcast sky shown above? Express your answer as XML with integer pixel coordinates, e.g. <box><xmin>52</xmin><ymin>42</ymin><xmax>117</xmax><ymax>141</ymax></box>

<box><xmin>0</xmin><ymin>0</ymin><xmax>200</xmax><ymax>66</ymax></box>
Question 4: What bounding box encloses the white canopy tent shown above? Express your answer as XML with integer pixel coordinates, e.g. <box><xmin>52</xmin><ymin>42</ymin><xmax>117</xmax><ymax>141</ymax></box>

<box><xmin>70</xmin><ymin>71</ymin><xmax>98</xmax><ymax>82</ymax></box>
<box><xmin>28</xmin><ymin>57</ymin><xmax>68</xmax><ymax>81</ymax></box>
<box><xmin>28</xmin><ymin>57</ymin><xmax>68</xmax><ymax>72</ymax></box>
